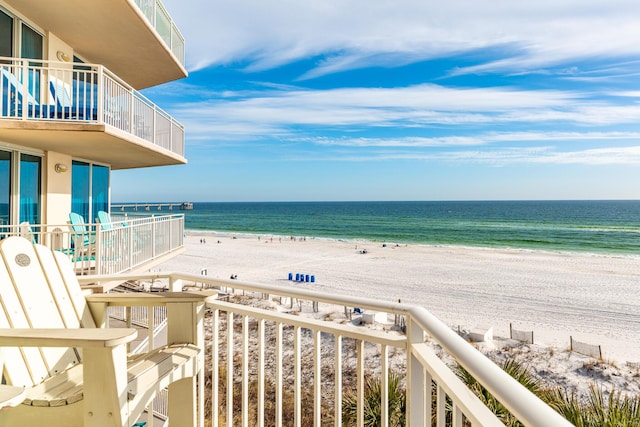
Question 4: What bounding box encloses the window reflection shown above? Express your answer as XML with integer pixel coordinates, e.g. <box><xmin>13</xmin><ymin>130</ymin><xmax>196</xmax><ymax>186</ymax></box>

<box><xmin>0</xmin><ymin>150</ymin><xmax>9</xmax><ymax>226</ymax></box>
<box><xmin>19</xmin><ymin>153</ymin><xmax>41</xmax><ymax>226</ymax></box>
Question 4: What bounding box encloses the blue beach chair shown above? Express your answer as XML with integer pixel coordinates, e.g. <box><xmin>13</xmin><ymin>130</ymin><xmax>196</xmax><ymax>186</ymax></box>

<box><xmin>68</xmin><ymin>212</ymin><xmax>96</xmax><ymax>262</ymax></box>
<box><xmin>49</xmin><ymin>78</ymin><xmax>98</xmax><ymax>121</ymax></box>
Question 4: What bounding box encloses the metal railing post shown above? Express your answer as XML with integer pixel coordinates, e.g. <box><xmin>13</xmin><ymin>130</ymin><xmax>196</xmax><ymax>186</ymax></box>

<box><xmin>152</xmin><ymin>217</ymin><xmax>157</xmax><ymax>259</ymax></box>
<box><xmin>153</xmin><ymin>105</ymin><xmax>158</xmax><ymax>146</ymax></box>
<box><xmin>95</xmin><ymin>225</ymin><xmax>102</xmax><ymax>274</ymax></box>
<box><xmin>97</xmin><ymin>65</ymin><xmax>105</xmax><ymax>123</ymax></box>
<box><xmin>20</xmin><ymin>58</ymin><xmax>28</xmax><ymax>120</ymax></box>
<box><xmin>129</xmin><ymin>91</ymin><xmax>135</xmax><ymax>134</ymax></box>
<box><xmin>129</xmin><ymin>223</ymin><xmax>134</xmax><ymax>271</ymax></box>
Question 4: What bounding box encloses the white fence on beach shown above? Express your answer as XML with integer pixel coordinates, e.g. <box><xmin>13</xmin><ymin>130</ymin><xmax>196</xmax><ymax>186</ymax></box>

<box><xmin>510</xmin><ymin>323</ymin><xmax>534</xmax><ymax>344</ymax></box>
<box><xmin>463</xmin><ymin>322</ymin><xmax>606</xmax><ymax>361</ymax></box>
<box><xmin>571</xmin><ymin>336</ymin><xmax>602</xmax><ymax>360</ymax></box>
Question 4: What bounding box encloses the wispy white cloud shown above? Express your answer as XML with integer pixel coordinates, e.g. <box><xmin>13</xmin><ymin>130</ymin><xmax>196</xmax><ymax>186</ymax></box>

<box><xmin>305</xmin><ymin>132</ymin><xmax>640</xmax><ymax>148</ymax></box>
<box><xmin>163</xmin><ymin>0</ymin><xmax>640</xmax><ymax>78</ymax></box>
<box><xmin>434</xmin><ymin>146</ymin><xmax>640</xmax><ymax>166</ymax></box>
<box><xmin>281</xmin><ymin>146</ymin><xmax>640</xmax><ymax>166</ymax></box>
<box><xmin>170</xmin><ymin>83</ymin><xmax>640</xmax><ymax>141</ymax></box>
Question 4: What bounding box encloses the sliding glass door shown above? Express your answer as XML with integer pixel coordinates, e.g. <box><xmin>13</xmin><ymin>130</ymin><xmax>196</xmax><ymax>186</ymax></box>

<box><xmin>92</xmin><ymin>165</ymin><xmax>109</xmax><ymax>220</ymax></box>
<box><xmin>0</xmin><ymin>10</ymin><xmax>12</xmax><ymax>58</ymax></box>
<box><xmin>20</xmin><ymin>23</ymin><xmax>43</xmax><ymax>105</ymax></box>
<box><xmin>72</xmin><ymin>161</ymin><xmax>110</xmax><ymax>223</ymax></box>
<box><xmin>0</xmin><ymin>149</ymin><xmax>41</xmax><ymax>232</ymax></box>
<box><xmin>72</xmin><ymin>160</ymin><xmax>90</xmax><ymax>222</ymax></box>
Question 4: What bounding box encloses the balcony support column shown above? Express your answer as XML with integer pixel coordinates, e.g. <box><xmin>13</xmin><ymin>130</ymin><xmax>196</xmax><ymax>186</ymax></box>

<box><xmin>275</xmin><ymin>321</ymin><xmax>283</xmax><ymax>427</ymax></box>
<box><xmin>211</xmin><ymin>308</ymin><xmax>220</xmax><ymax>427</ymax></box>
<box><xmin>334</xmin><ymin>335</ymin><xmax>342</xmax><ymax>427</ymax></box>
<box><xmin>294</xmin><ymin>325</ymin><xmax>301</xmax><ymax>427</ymax></box>
<box><xmin>407</xmin><ymin>318</ymin><xmax>426</xmax><ymax>427</ymax></box>
<box><xmin>313</xmin><ymin>329</ymin><xmax>321</xmax><ymax>427</ymax></box>
<box><xmin>356</xmin><ymin>339</ymin><xmax>364</xmax><ymax>427</ymax></box>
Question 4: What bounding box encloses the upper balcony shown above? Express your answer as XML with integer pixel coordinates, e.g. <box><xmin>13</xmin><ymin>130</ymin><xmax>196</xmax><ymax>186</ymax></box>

<box><xmin>0</xmin><ymin>57</ymin><xmax>185</xmax><ymax>169</ymax></box>
<box><xmin>2</xmin><ymin>0</ymin><xmax>186</xmax><ymax>89</ymax></box>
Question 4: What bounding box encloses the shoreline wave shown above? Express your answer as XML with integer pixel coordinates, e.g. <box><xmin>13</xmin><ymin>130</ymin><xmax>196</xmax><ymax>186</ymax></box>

<box><xmin>184</xmin><ymin>228</ymin><xmax>640</xmax><ymax>260</ymax></box>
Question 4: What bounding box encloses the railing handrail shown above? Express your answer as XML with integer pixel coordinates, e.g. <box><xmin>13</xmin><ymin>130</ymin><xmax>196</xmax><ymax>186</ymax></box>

<box><xmin>0</xmin><ymin>56</ymin><xmax>183</xmax><ymax>127</ymax></box>
<box><xmin>0</xmin><ymin>56</ymin><xmax>182</xmax><ymax>124</ymax></box>
<box><xmin>0</xmin><ymin>213</ymin><xmax>185</xmax><ymax>276</ymax></box>
<box><xmin>407</xmin><ymin>306</ymin><xmax>572</xmax><ymax>426</ymax></box>
<box><xmin>79</xmin><ymin>273</ymin><xmax>572</xmax><ymax>426</ymax></box>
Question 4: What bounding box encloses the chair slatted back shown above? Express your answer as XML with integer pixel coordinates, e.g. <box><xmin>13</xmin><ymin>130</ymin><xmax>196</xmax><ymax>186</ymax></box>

<box><xmin>97</xmin><ymin>210</ymin><xmax>113</xmax><ymax>230</ymax></box>
<box><xmin>52</xmin><ymin>249</ymin><xmax>97</xmax><ymax>329</ymax></box>
<box><xmin>68</xmin><ymin>212</ymin><xmax>87</xmax><ymax>233</ymax></box>
<box><xmin>0</xmin><ymin>237</ymin><xmax>81</xmax><ymax>387</ymax></box>
<box><xmin>34</xmin><ymin>244</ymin><xmax>83</xmax><ymax>329</ymax></box>
<box><xmin>0</xmin><ymin>259</ymin><xmax>35</xmax><ymax>385</ymax></box>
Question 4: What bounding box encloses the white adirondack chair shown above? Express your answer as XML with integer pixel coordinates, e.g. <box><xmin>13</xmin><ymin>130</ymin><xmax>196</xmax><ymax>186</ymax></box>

<box><xmin>0</xmin><ymin>236</ymin><xmax>215</xmax><ymax>427</ymax></box>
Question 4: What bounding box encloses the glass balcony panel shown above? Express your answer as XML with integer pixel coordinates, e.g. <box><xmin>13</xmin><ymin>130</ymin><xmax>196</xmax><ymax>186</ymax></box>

<box><xmin>134</xmin><ymin>0</ymin><xmax>155</xmax><ymax>24</ymax></box>
<box><xmin>132</xmin><ymin>0</ymin><xmax>185</xmax><ymax>67</ymax></box>
<box><xmin>171</xmin><ymin>25</ymin><xmax>185</xmax><ymax>65</ymax></box>
<box><xmin>155</xmin><ymin>6</ymin><xmax>172</xmax><ymax>49</ymax></box>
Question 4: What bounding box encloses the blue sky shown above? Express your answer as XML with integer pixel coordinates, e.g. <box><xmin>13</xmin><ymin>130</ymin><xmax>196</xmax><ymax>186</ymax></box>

<box><xmin>112</xmin><ymin>0</ymin><xmax>640</xmax><ymax>202</ymax></box>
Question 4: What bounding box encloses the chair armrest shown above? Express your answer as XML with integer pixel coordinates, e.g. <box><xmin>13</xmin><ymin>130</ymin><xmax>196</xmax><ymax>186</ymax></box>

<box><xmin>85</xmin><ymin>290</ymin><xmax>217</xmax><ymax>307</ymax></box>
<box><xmin>0</xmin><ymin>385</ymin><xmax>26</xmax><ymax>410</ymax></box>
<box><xmin>0</xmin><ymin>328</ymin><xmax>137</xmax><ymax>348</ymax></box>
<box><xmin>86</xmin><ymin>291</ymin><xmax>215</xmax><ymax>345</ymax></box>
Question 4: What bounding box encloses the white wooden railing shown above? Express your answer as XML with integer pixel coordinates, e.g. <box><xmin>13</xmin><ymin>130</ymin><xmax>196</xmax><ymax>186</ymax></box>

<box><xmin>0</xmin><ymin>57</ymin><xmax>185</xmax><ymax>157</ymax></box>
<box><xmin>81</xmin><ymin>273</ymin><xmax>573</xmax><ymax>427</ymax></box>
<box><xmin>0</xmin><ymin>214</ymin><xmax>184</xmax><ymax>275</ymax></box>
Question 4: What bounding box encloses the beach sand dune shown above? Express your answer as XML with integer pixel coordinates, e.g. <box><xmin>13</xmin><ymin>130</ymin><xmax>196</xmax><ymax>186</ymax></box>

<box><xmin>160</xmin><ymin>234</ymin><xmax>640</xmax><ymax>364</ymax></box>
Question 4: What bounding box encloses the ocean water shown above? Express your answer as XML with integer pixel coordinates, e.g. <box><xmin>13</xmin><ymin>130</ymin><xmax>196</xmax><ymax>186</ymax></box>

<box><xmin>179</xmin><ymin>200</ymin><xmax>640</xmax><ymax>255</ymax></box>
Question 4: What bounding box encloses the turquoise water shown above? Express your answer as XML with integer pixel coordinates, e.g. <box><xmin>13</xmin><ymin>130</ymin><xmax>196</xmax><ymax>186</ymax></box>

<box><xmin>175</xmin><ymin>200</ymin><xmax>640</xmax><ymax>255</ymax></box>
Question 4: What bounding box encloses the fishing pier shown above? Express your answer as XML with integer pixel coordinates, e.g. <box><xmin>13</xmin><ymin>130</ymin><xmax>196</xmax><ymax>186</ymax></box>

<box><xmin>111</xmin><ymin>202</ymin><xmax>193</xmax><ymax>211</ymax></box>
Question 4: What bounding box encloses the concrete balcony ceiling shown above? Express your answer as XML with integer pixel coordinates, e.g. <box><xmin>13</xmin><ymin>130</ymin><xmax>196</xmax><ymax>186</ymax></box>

<box><xmin>0</xmin><ymin>121</ymin><xmax>186</xmax><ymax>170</ymax></box>
<box><xmin>4</xmin><ymin>0</ymin><xmax>187</xmax><ymax>89</ymax></box>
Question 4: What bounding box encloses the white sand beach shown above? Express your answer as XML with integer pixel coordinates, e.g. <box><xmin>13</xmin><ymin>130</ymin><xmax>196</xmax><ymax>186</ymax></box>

<box><xmin>159</xmin><ymin>233</ymin><xmax>640</xmax><ymax>366</ymax></box>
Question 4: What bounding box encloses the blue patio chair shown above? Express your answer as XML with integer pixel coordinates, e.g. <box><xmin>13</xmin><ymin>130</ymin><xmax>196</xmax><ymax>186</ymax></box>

<box><xmin>1</xmin><ymin>68</ymin><xmax>52</xmax><ymax>119</ymax></box>
<box><xmin>69</xmin><ymin>212</ymin><xmax>93</xmax><ymax>241</ymax></box>
<box><xmin>97</xmin><ymin>210</ymin><xmax>114</xmax><ymax>230</ymax></box>
<box><xmin>97</xmin><ymin>210</ymin><xmax>129</xmax><ymax>230</ymax></box>
<box><xmin>68</xmin><ymin>212</ymin><xmax>96</xmax><ymax>261</ymax></box>
<box><xmin>95</xmin><ymin>210</ymin><xmax>139</xmax><ymax>267</ymax></box>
